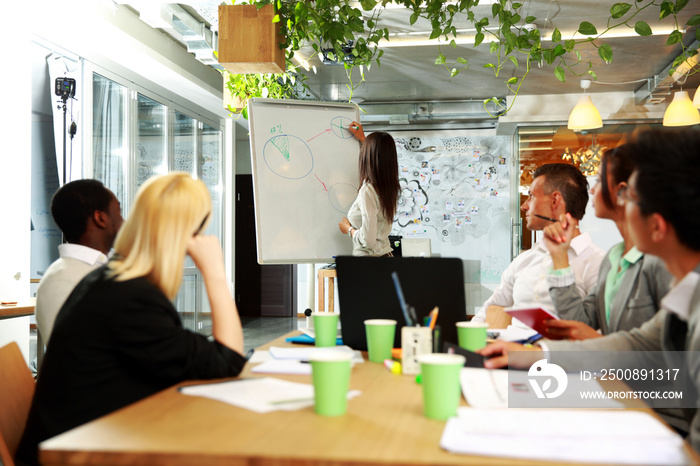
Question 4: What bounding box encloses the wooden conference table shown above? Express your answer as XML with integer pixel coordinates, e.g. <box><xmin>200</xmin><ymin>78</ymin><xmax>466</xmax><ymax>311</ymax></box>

<box><xmin>40</xmin><ymin>331</ymin><xmax>700</xmax><ymax>466</ymax></box>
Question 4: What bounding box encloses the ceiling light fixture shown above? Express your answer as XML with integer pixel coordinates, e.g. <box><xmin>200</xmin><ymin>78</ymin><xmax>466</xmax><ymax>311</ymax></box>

<box><xmin>662</xmin><ymin>90</ymin><xmax>700</xmax><ymax>126</ymax></box>
<box><xmin>567</xmin><ymin>79</ymin><xmax>602</xmax><ymax>131</ymax></box>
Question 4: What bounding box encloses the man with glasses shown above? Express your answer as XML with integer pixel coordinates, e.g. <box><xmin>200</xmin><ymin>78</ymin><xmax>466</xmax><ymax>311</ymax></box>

<box><xmin>471</xmin><ymin>163</ymin><xmax>605</xmax><ymax>329</ymax></box>
<box><xmin>481</xmin><ymin>128</ymin><xmax>700</xmax><ymax>452</ymax></box>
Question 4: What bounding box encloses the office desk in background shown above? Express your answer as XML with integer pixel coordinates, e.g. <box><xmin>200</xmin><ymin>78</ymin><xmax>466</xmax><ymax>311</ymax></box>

<box><xmin>40</xmin><ymin>332</ymin><xmax>700</xmax><ymax>466</ymax></box>
<box><xmin>0</xmin><ymin>298</ymin><xmax>39</xmax><ymax>365</ymax></box>
<box><xmin>0</xmin><ymin>298</ymin><xmax>36</xmax><ymax>320</ymax></box>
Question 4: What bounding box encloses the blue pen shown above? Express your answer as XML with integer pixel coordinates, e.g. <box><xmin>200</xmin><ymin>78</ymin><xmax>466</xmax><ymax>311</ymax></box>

<box><xmin>391</xmin><ymin>272</ymin><xmax>417</xmax><ymax>326</ymax></box>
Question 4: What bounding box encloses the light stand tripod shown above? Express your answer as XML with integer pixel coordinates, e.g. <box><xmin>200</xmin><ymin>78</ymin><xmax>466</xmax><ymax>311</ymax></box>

<box><xmin>54</xmin><ymin>77</ymin><xmax>76</xmax><ymax>185</ymax></box>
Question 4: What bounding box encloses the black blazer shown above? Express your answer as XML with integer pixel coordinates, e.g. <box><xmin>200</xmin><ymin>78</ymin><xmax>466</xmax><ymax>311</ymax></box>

<box><xmin>16</xmin><ymin>266</ymin><xmax>247</xmax><ymax>465</ymax></box>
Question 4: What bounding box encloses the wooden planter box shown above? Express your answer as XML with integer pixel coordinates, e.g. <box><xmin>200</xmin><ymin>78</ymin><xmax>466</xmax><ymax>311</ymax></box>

<box><xmin>218</xmin><ymin>4</ymin><xmax>285</xmax><ymax>74</ymax></box>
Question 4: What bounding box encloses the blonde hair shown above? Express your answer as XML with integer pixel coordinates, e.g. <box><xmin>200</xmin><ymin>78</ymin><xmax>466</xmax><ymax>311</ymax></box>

<box><xmin>108</xmin><ymin>172</ymin><xmax>211</xmax><ymax>299</ymax></box>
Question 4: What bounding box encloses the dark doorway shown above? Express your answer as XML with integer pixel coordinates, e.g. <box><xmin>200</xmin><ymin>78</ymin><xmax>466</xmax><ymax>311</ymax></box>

<box><xmin>235</xmin><ymin>175</ymin><xmax>295</xmax><ymax>317</ymax></box>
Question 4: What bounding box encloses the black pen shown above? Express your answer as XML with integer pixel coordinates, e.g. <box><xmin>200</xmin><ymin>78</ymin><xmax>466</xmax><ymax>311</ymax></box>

<box><xmin>533</xmin><ymin>214</ymin><xmax>558</xmax><ymax>222</ymax></box>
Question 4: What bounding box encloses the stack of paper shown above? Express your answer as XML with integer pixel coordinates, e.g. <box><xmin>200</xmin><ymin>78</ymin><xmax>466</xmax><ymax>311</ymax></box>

<box><xmin>441</xmin><ymin>407</ymin><xmax>690</xmax><ymax>465</ymax></box>
<box><xmin>460</xmin><ymin>367</ymin><xmax>623</xmax><ymax>409</ymax></box>
<box><xmin>180</xmin><ymin>377</ymin><xmax>360</xmax><ymax>413</ymax></box>
<box><xmin>251</xmin><ymin>346</ymin><xmax>363</xmax><ymax>375</ymax></box>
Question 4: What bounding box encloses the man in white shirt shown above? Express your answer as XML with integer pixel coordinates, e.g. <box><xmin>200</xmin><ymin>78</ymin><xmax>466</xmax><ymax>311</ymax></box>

<box><xmin>36</xmin><ymin>179</ymin><xmax>123</xmax><ymax>345</ymax></box>
<box><xmin>471</xmin><ymin>163</ymin><xmax>605</xmax><ymax>328</ymax></box>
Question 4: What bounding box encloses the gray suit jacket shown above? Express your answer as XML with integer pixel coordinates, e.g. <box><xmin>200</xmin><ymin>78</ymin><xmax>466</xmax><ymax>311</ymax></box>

<box><xmin>549</xmin><ymin>246</ymin><xmax>672</xmax><ymax>334</ymax></box>
<box><xmin>547</xmin><ymin>263</ymin><xmax>700</xmax><ymax>453</ymax></box>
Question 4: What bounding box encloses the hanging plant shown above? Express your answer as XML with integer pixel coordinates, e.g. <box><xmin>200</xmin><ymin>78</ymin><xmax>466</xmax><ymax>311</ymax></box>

<box><xmin>222</xmin><ymin>0</ymin><xmax>699</xmax><ymax>117</ymax></box>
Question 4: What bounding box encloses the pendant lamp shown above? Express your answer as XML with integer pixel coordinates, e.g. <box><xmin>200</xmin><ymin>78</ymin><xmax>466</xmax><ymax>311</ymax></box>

<box><xmin>693</xmin><ymin>83</ymin><xmax>700</xmax><ymax>109</ymax></box>
<box><xmin>567</xmin><ymin>80</ymin><xmax>603</xmax><ymax>131</ymax></box>
<box><xmin>662</xmin><ymin>90</ymin><xmax>700</xmax><ymax>127</ymax></box>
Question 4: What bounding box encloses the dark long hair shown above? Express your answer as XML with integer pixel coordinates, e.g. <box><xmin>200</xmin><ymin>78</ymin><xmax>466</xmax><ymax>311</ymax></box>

<box><xmin>358</xmin><ymin>132</ymin><xmax>400</xmax><ymax>221</ymax></box>
<box><xmin>599</xmin><ymin>145</ymin><xmax>634</xmax><ymax>210</ymax></box>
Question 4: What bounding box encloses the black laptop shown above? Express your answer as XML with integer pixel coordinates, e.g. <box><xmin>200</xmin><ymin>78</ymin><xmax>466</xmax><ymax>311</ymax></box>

<box><xmin>335</xmin><ymin>256</ymin><xmax>467</xmax><ymax>351</ymax></box>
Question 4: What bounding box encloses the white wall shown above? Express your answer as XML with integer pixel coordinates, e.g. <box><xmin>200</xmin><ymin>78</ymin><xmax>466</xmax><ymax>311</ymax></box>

<box><xmin>0</xmin><ymin>8</ymin><xmax>32</xmax><ymax>361</ymax></box>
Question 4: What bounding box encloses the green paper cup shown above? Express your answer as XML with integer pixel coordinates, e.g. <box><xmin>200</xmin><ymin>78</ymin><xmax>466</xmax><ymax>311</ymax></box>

<box><xmin>313</xmin><ymin>312</ymin><xmax>339</xmax><ymax>347</ymax></box>
<box><xmin>417</xmin><ymin>353</ymin><xmax>465</xmax><ymax>420</ymax></box>
<box><xmin>310</xmin><ymin>351</ymin><xmax>353</xmax><ymax>416</ymax></box>
<box><xmin>456</xmin><ymin>321</ymin><xmax>488</xmax><ymax>351</ymax></box>
<box><xmin>364</xmin><ymin>319</ymin><xmax>397</xmax><ymax>363</ymax></box>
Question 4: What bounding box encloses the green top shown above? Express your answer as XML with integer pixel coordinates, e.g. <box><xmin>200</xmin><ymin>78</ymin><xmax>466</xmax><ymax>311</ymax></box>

<box><xmin>603</xmin><ymin>243</ymin><xmax>643</xmax><ymax>325</ymax></box>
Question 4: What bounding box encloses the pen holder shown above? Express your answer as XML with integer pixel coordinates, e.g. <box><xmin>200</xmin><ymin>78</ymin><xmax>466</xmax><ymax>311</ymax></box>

<box><xmin>401</xmin><ymin>326</ymin><xmax>432</xmax><ymax>375</ymax></box>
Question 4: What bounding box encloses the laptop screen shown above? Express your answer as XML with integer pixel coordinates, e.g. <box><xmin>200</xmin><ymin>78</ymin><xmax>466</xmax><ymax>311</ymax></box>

<box><xmin>335</xmin><ymin>256</ymin><xmax>467</xmax><ymax>351</ymax></box>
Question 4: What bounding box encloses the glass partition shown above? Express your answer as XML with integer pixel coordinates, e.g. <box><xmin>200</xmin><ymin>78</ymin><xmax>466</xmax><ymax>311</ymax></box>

<box><xmin>92</xmin><ymin>73</ymin><xmax>127</xmax><ymax>204</ymax></box>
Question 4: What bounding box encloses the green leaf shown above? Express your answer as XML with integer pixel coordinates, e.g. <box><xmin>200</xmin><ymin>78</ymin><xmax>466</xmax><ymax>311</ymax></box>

<box><xmin>450</xmin><ymin>68</ymin><xmax>459</xmax><ymax>77</ymax></box>
<box><xmin>367</xmin><ymin>19</ymin><xmax>375</xmax><ymax>28</ymax></box>
<box><xmin>513</xmin><ymin>3</ymin><xmax>523</xmax><ymax>9</ymax></box>
<box><xmin>554</xmin><ymin>66</ymin><xmax>566</xmax><ymax>82</ymax></box>
<box><xmin>429</xmin><ymin>27</ymin><xmax>442</xmax><ymax>40</ymax></box>
<box><xmin>457</xmin><ymin>57</ymin><xmax>468</xmax><ymax>64</ymax></box>
<box><xmin>610</xmin><ymin>3</ymin><xmax>632</xmax><ymax>19</ymax></box>
<box><xmin>492</xmin><ymin>3</ymin><xmax>500</xmax><ymax>17</ymax></box>
<box><xmin>543</xmin><ymin>49</ymin><xmax>555</xmax><ymax>65</ymax></box>
<box><xmin>483</xmin><ymin>63</ymin><xmax>496</xmax><ymax>69</ymax></box>
<box><xmin>676</xmin><ymin>0</ymin><xmax>689</xmax><ymax>13</ymax></box>
<box><xmin>474</xmin><ymin>32</ymin><xmax>485</xmax><ymax>47</ymax></box>
<box><xmin>435</xmin><ymin>53</ymin><xmax>447</xmax><ymax>65</ymax></box>
<box><xmin>525</xmin><ymin>16</ymin><xmax>536</xmax><ymax>24</ymax></box>
<box><xmin>272</xmin><ymin>14</ymin><xmax>280</xmax><ymax>23</ymax></box>
<box><xmin>578</xmin><ymin>21</ymin><xmax>598</xmax><ymax>36</ymax></box>
<box><xmin>598</xmin><ymin>43</ymin><xmax>613</xmax><ymax>63</ymax></box>
<box><xmin>635</xmin><ymin>21</ymin><xmax>653</xmax><ymax>36</ymax></box>
<box><xmin>508</xmin><ymin>55</ymin><xmax>518</xmax><ymax>67</ymax></box>
<box><xmin>410</xmin><ymin>10</ymin><xmax>419</xmax><ymax>25</ymax></box>
<box><xmin>666</xmin><ymin>29</ymin><xmax>682</xmax><ymax>45</ymax></box>
<box><xmin>688</xmin><ymin>14</ymin><xmax>700</xmax><ymax>26</ymax></box>
<box><xmin>507</xmin><ymin>76</ymin><xmax>518</xmax><ymax>84</ymax></box>
<box><xmin>552</xmin><ymin>27</ymin><xmax>561</xmax><ymax>42</ymax></box>
<box><xmin>660</xmin><ymin>1</ymin><xmax>673</xmax><ymax>20</ymax></box>
<box><xmin>575</xmin><ymin>50</ymin><xmax>582</xmax><ymax>62</ymax></box>
<box><xmin>489</xmin><ymin>41</ymin><xmax>499</xmax><ymax>53</ymax></box>
<box><xmin>587</xmin><ymin>69</ymin><xmax>598</xmax><ymax>80</ymax></box>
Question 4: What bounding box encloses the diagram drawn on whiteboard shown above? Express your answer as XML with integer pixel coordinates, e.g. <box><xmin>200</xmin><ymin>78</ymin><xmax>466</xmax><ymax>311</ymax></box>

<box><xmin>263</xmin><ymin>134</ymin><xmax>314</xmax><ymax>179</ymax></box>
<box><xmin>262</xmin><ymin>117</ymin><xmax>359</xmax><ymax>213</ymax></box>
<box><xmin>330</xmin><ymin>116</ymin><xmax>355</xmax><ymax>139</ymax></box>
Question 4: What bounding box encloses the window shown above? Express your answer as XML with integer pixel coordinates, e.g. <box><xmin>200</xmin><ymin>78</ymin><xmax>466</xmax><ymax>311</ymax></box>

<box><xmin>91</xmin><ymin>71</ymin><xmax>224</xmax><ymax>336</ymax></box>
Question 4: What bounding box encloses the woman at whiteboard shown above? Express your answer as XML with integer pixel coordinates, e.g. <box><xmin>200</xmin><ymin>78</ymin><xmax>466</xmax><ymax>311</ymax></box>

<box><xmin>338</xmin><ymin>122</ymin><xmax>400</xmax><ymax>256</ymax></box>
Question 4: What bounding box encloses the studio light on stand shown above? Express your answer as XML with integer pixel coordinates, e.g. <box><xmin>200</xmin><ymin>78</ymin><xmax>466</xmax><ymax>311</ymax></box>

<box><xmin>567</xmin><ymin>79</ymin><xmax>602</xmax><ymax>131</ymax></box>
<box><xmin>54</xmin><ymin>77</ymin><xmax>77</xmax><ymax>186</ymax></box>
<box><xmin>662</xmin><ymin>90</ymin><xmax>700</xmax><ymax>127</ymax></box>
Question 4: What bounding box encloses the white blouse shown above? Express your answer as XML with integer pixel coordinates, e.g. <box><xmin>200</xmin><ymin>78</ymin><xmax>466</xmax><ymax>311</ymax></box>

<box><xmin>346</xmin><ymin>182</ymin><xmax>393</xmax><ymax>256</ymax></box>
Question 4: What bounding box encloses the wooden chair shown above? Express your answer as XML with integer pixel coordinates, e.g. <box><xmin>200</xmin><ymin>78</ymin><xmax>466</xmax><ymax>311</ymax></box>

<box><xmin>484</xmin><ymin>305</ymin><xmax>512</xmax><ymax>328</ymax></box>
<box><xmin>317</xmin><ymin>268</ymin><xmax>337</xmax><ymax>312</ymax></box>
<box><xmin>0</xmin><ymin>342</ymin><xmax>36</xmax><ymax>466</ymax></box>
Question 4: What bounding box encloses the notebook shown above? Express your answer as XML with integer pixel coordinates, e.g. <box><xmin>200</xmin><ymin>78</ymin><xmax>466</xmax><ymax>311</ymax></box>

<box><xmin>335</xmin><ymin>256</ymin><xmax>467</xmax><ymax>351</ymax></box>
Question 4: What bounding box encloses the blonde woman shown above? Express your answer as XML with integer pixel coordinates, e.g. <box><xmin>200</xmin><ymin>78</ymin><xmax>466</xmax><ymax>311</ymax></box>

<box><xmin>17</xmin><ymin>173</ymin><xmax>246</xmax><ymax>466</ymax></box>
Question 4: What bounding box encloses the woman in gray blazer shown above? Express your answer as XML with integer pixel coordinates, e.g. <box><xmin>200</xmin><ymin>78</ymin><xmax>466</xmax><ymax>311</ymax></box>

<box><xmin>540</xmin><ymin>144</ymin><xmax>672</xmax><ymax>340</ymax></box>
